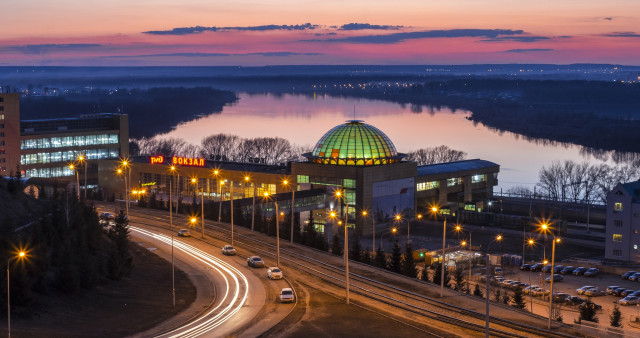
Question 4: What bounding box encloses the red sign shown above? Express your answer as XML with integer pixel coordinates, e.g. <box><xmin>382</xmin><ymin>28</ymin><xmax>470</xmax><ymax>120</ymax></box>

<box><xmin>150</xmin><ymin>155</ymin><xmax>164</xmax><ymax>164</ymax></box>
<box><xmin>172</xmin><ymin>156</ymin><xmax>205</xmax><ymax>167</ymax></box>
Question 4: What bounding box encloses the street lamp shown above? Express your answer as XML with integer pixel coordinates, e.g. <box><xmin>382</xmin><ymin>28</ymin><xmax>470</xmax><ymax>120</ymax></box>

<box><xmin>540</xmin><ymin>221</ymin><xmax>561</xmax><ymax>329</ymax></box>
<box><xmin>7</xmin><ymin>250</ymin><xmax>27</xmax><ymax>338</ymax></box>
<box><xmin>455</xmin><ymin>224</ymin><xmax>472</xmax><ymax>287</ymax></box>
<box><xmin>362</xmin><ymin>209</ymin><xmax>375</xmax><ymax>254</ymax></box>
<box><xmin>69</xmin><ymin>163</ymin><xmax>80</xmax><ymax>197</ymax></box>
<box><xmin>115</xmin><ymin>168</ymin><xmax>128</xmax><ymax>217</ymax></box>
<box><xmin>264</xmin><ymin>192</ymin><xmax>281</xmax><ymax>267</ymax></box>
<box><xmin>168</xmin><ymin>164</ymin><xmax>177</xmax><ymax>308</ymax></box>
<box><xmin>120</xmin><ymin>159</ymin><xmax>131</xmax><ymax>218</ymax></box>
<box><xmin>245</xmin><ymin>175</ymin><xmax>257</xmax><ymax>232</ymax></box>
<box><xmin>431</xmin><ymin>206</ymin><xmax>447</xmax><ymax>298</ymax></box>
<box><xmin>211</xmin><ymin>169</ymin><xmax>222</xmax><ymax>223</ymax></box>
<box><xmin>191</xmin><ymin>177</ymin><xmax>205</xmax><ymax>238</ymax></box>
<box><xmin>335</xmin><ymin>190</ymin><xmax>350</xmax><ymax>304</ymax></box>
<box><xmin>78</xmin><ymin>154</ymin><xmax>87</xmax><ymax>200</ymax></box>
<box><xmin>485</xmin><ymin>234</ymin><xmax>503</xmax><ymax>338</ymax></box>
<box><xmin>282</xmin><ymin>179</ymin><xmax>296</xmax><ymax>243</ymax></box>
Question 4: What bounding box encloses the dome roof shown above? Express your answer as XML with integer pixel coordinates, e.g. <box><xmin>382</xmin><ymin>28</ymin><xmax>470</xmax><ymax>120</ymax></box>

<box><xmin>304</xmin><ymin>120</ymin><xmax>404</xmax><ymax>166</ymax></box>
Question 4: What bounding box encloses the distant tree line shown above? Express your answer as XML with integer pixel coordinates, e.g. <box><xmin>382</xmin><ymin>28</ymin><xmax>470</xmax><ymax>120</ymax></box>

<box><xmin>0</xmin><ymin>173</ymin><xmax>132</xmax><ymax>313</ymax></box>
<box><xmin>134</xmin><ymin>133</ymin><xmax>313</xmax><ymax>165</ymax></box>
<box><xmin>530</xmin><ymin>160</ymin><xmax>640</xmax><ymax>203</ymax></box>
<box><xmin>405</xmin><ymin>145</ymin><xmax>466</xmax><ymax>165</ymax></box>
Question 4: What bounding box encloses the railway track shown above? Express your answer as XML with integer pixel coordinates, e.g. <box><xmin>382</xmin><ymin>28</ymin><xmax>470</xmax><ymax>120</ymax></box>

<box><xmin>111</xmin><ymin>205</ymin><xmax>574</xmax><ymax>338</ymax></box>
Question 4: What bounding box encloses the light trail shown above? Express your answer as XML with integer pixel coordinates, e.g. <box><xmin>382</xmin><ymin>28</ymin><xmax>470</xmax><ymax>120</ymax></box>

<box><xmin>130</xmin><ymin>227</ymin><xmax>249</xmax><ymax>338</ymax></box>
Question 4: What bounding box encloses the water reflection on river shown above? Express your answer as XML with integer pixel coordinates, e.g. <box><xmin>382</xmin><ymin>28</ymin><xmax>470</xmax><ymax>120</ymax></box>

<box><xmin>158</xmin><ymin>93</ymin><xmax>616</xmax><ymax>191</ymax></box>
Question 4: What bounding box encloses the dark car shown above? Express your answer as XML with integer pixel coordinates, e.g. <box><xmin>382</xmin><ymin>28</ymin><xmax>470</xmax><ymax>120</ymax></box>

<box><xmin>530</xmin><ymin>263</ymin><xmax>544</xmax><ymax>272</ymax></box>
<box><xmin>584</xmin><ymin>268</ymin><xmax>600</xmax><ymax>277</ymax></box>
<box><xmin>580</xmin><ymin>301</ymin><xmax>602</xmax><ymax>311</ymax></box>
<box><xmin>247</xmin><ymin>256</ymin><xmax>265</xmax><ymax>268</ymax></box>
<box><xmin>546</xmin><ymin>274</ymin><xmax>563</xmax><ymax>282</ymax></box>
<box><xmin>621</xmin><ymin>289</ymin><xmax>637</xmax><ymax>297</ymax></box>
<box><xmin>553</xmin><ymin>265</ymin><xmax>565</xmax><ymax>274</ymax></box>
<box><xmin>560</xmin><ymin>266</ymin><xmax>575</xmax><ymax>275</ymax></box>
<box><xmin>573</xmin><ymin>267</ymin><xmax>588</xmax><ymax>276</ymax></box>
<box><xmin>552</xmin><ymin>292</ymin><xmax>570</xmax><ymax>303</ymax></box>
<box><xmin>629</xmin><ymin>273</ymin><xmax>640</xmax><ymax>281</ymax></box>
<box><xmin>543</xmin><ymin>264</ymin><xmax>553</xmax><ymax>273</ymax></box>
<box><xmin>607</xmin><ymin>286</ymin><xmax>622</xmax><ymax>295</ymax></box>
<box><xmin>622</xmin><ymin>271</ymin><xmax>638</xmax><ymax>280</ymax></box>
<box><xmin>99</xmin><ymin>212</ymin><xmax>115</xmax><ymax>220</ymax></box>
<box><xmin>520</xmin><ymin>264</ymin><xmax>532</xmax><ymax>271</ymax></box>
<box><xmin>613</xmin><ymin>287</ymin><xmax>628</xmax><ymax>297</ymax></box>
<box><xmin>565</xmin><ymin>295</ymin><xmax>587</xmax><ymax>306</ymax></box>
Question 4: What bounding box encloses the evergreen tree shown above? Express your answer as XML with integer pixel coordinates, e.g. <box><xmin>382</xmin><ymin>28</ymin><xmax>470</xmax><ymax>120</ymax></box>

<box><xmin>502</xmin><ymin>292</ymin><xmax>510</xmax><ymax>304</ymax></box>
<box><xmin>578</xmin><ymin>298</ymin><xmax>599</xmax><ymax>323</ymax></box>
<box><xmin>149</xmin><ymin>192</ymin><xmax>158</xmax><ymax>209</ymax></box>
<box><xmin>361</xmin><ymin>249</ymin><xmax>371</xmax><ymax>265</ymax></box>
<box><xmin>107</xmin><ymin>210</ymin><xmax>133</xmax><ymax>280</ymax></box>
<box><xmin>420</xmin><ymin>265</ymin><xmax>430</xmax><ymax>282</ymax></box>
<box><xmin>137</xmin><ymin>193</ymin><xmax>147</xmax><ymax>208</ymax></box>
<box><xmin>432</xmin><ymin>262</ymin><xmax>451</xmax><ymax>287</ymax></box>
<box><xmin>452</xmin><ymin>267</ymin><xmax>465</xmax><ymax>291</ymax></box>
<box><xmin>375</xmin><ymin>246</ymin><xmax>386</xmax><ymax>268</ymax></box>
<box><xmin>512</xmin><ymin>286</ymin><xmax>526</xmax><ymax>310</ymax></box>
<box><xmin>350</xmin><ymin>234</ymin><xmax>362</xmax><ymax>262</ymax></box>
<box><xmin>473</xmin><ymin>283</ymin><xmax>483</xmax><ymax>297</ymax></box>
<box><xmin>331</xmin><ymin>233</ymin><xmax>343</xmax><ymax>255</ymax></box>
<box><xmin>433</xmin><ymin>262</ymin><xmax>442</xmax><ymax>284</ymax></box>
<box><xmin>494</xmin><ymin>288</ymin><xmax>501</xmax><ymax>302</ymax></box>
<box><xmin>389</xmin><ymin>239</ymin><xmax>402</xmax><ymax>273</ymax></box>
<box><xmin>610</xmin><ymin>304</ymin><xmax>622</xmax><ymax>327</ymax></box>
<box><xmin>402</xmin><ymin>242</ymin><xmax>416</xmax><ymax>278</ymax></box>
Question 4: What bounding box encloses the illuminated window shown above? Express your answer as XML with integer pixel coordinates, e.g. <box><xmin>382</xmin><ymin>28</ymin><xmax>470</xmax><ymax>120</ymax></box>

<box><xmin>297</xmin><ymin>175</ymin><xmax>309</xmax><ymax>184</ymax></box>
<box><xmin>447</xmin><ymin>178</ymin><xmax>458</xmax><ymax>187</ymax></box>
<box><xmin>343</xmin><ymin>179</ymin><xmax>356</xmax><ymax>189</ymax></box>
<box><xmin>614</xmin><ymin>202</ymin><xmax>623</xmax><ymax>212</ymax></box>
<box><xmin>471</xmin><ymin>174</ymin><xmax>486</xmax><ymax>183</ymax></box>
<box><xmin>417</xmin><ymin>181</ymin><xmax>439</xmax><ymax>191</ymax></box>
<box><xmin>0</xmin><ymin>114</ymin><xmax>4</xmax><ymax>119</ymax></box>
<box><xmin>613</xmin><ymin>234</ymin><xmax>623</xmax><ymax>242</ymax></box>
<box><xmin>615</xmin><ymin>220</ymin><xmax>623</xmax><ymax>227</ymax></box>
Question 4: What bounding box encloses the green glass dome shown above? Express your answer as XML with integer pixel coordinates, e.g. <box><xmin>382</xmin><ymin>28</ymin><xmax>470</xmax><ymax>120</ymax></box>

<box><xmin>304</xmin><ymin>120</ymin><xmax>404</xmax><ymax>166</ymax></box>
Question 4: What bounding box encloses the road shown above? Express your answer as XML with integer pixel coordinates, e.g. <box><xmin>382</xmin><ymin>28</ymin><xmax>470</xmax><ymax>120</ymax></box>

<box><xmin>96</xmin><ymin>204</ymin><xmax>294</xmax><ymax>337</ymax></box>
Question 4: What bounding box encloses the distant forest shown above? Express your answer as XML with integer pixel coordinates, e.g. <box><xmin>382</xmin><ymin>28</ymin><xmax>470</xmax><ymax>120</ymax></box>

<box><xmin>19</xmin><ymin>87</ymin><xmax>237</xmax><ymax>138</ymax></box>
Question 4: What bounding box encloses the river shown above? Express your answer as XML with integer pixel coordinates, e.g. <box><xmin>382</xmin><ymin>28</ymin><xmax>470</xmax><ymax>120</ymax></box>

<box><xmin>157</xmin><ymin>92</ymin><xmax>617</xmax><ymax>192</ymax></box>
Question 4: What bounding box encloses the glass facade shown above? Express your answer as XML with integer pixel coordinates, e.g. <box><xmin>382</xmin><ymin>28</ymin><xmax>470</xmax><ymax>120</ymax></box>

<box><xmin>416</xmin><ymin>181</ymin><xmax>439</xmax><ymax>191</ymax></box>
<box><xmin>308</xmin><ymin>120</ymin><xmax>402</xmax><ymax>166</ymax></box>
<box><xmin>25</xmin><ymin>166</ymin><xmax>76</xmax><ymax>178</ymax></box>
<box><xmin>21</xmin><ymin>148</ymin><xmax>119</xmax><ymax>165</ymax></box>
<box><xmin>20</xmin><ymin>133</ymin><xmax>119</xmax><ymax>150</ymax></box>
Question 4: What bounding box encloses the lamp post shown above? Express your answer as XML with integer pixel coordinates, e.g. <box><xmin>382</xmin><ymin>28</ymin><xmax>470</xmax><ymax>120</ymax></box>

<box><xmin>362</xmin><ymin>210</ymin><xmax>374</xmax><ymax>254</ymax></box>
<box><xmin>264</xmin><ymin>192</ymin><xmax>280</xmax><ymax>267</ymax></box>
<box><xmin>78</xmin><ymin>154</ymin><xmax>87</xmax><ymax>200</ymax></box>
<box><xmin>336</xmin><ymin>190</ymin><xmax>350</xmax><ymax>305</ymax></box>
<box><xmin>527</xmin><ymin>238</ymin><xmax>536</xmax><ymax>312</ymax></box>
<box><xmin>218</xmin><ymin>180</ymin><xmax>225</xmax><ymax>223</ymax></box>
<box><xmin>116</xmin><ymin>168</ymin><xmax>128</xmax><ymax>217</ymax></box>
<box><xmin>485</xmin><ymin>234</ymin><xmax>503</xmax><ymax>338</ymax></box>
<box><xmin>432</xmin><ymin>206</ymin><xmax>447</xmax><ymax>298</ymax></box>
<box><xmin>282</xmin><ymin>179</ymin><xmax>296</xmax><ymax>243</ymax></box>
<box><xmin>540</xmin><ymin>221</ymin><xmax>561</xmax><ymax>329</ymax></box>
<box><xmin>191</xmin><ymin>178</ymin><xmax>205</xmax><ymax>238</ymax></box>
<box><xmin>120</xmin><ymin>159</ymin><xmax>131</xmax><ymax>218</ymax></box>
<box><xmin>212</xmin><ymin>169</ymin><xmax>222</xmax><ymax>223</ymax></box>
<box><xmin>455</xmin><ymin>224</ymin><xmax>472</xmax><ymax>288</ymax></box>
<box><xmin>168</xmin><ymin>165</ymin><xmax>177</xmax><ymax>308</ymax></box>
<box><xmin>7</xmin><ymin>251</ymin><xmax>26</xmax><ymax>338</ymax></box>
<box><xmin>245</xmin><ymin>175</ymin><xmax>256</xmax><ymax>232</ymax></box>
<box><xmin>69</xmin><ymin>164</ymin><xmax>80</xmax><ymax>197</ymax></box>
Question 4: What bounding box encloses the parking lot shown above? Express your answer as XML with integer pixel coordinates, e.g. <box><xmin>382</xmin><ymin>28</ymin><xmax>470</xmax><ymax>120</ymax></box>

<box><xmin>501</xmin><ymin>266</ymin><xmax>640</xmax><ymax>327</ymax></box>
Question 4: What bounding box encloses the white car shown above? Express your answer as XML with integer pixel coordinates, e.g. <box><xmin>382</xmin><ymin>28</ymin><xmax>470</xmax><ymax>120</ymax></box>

<box><xmin>584</xmin><ymin>288</ymin><xmax>606</xmax><ymax>297</ymax></box>
<box><xmin>619</xmin><ymin>296</ymin><xmax>640</xmax><ymax>306</ymax></box>
<box><xmin>177</xmin><ymin>229</ymin><xmax>191</xmax><ymax>237</ymax></box>
<box><xmin>280</xmin><ymin>288</ymin><xmax>295</xmax><ymax>303</ymax></box>
<box><xmin>222</xmin><ymin>245</ymin><xmax>237</xmax><ymax>256</ymax></box>
<box><xmin>267</xmin><ymin>267</ymin><xmax>283</xmax><ymax>280</ymax></box>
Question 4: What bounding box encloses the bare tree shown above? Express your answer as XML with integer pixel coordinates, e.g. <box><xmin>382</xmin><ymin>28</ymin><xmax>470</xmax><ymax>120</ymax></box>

<box><xmin>135</xmin><ymin>137</ymin><xmax>197</xmax><ymax>157</ymax></box>
<box><xmin>200</xmin><ymin>133</ymin><xmax>241</xmax><ymax>161</ymax></box>
<box><xmin>406</xmin><ymin>145</ymin><xmax>467</xmax><ymax>165</ymax></box>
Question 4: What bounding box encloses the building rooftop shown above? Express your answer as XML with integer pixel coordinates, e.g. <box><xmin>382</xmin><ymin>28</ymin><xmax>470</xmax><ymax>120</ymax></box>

<box><xmin>130</xmin><ymin>156</ymin><xmax>288</xmax><ymax>174</ymax></box>
<box><xmin>417</xmin><ymin>159</ymin><xmax>500</xmax><ymax>176</ymax></box>
<box><xmin>21</xmin><ymin>113</ymin><xmax>126</xmax><ymax>135</ymax></box>
<box><xmin>620</xmin><ymin>181</ymin><xmax>640</xmax><ymax>203</ymax></box>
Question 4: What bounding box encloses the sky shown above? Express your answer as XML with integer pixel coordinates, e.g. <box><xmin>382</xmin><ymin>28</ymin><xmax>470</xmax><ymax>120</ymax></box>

<box><xmin>1</xmin><ymin>0</ymin><xmax>639</xmax><ymax>66</ymax></box>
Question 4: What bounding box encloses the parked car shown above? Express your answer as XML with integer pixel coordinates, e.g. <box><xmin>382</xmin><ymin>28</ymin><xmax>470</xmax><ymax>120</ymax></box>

<box><xmin>520</xmin><ymin>264</ymin><xmax>532</xmax><ymax>271</ymax></box>
<box><xmin>279</xmin><ymin>288</ymin><xmax>295</xmax><ymax>303</ymax></box>
<box><xmin>553</xmin><ymin>265</ymin><xmax>565</xmax><ymax>274</ymax></box>
<box><xmin>543</xmin><ymin>264</ymin><xmax>553</xmax><ymax>273</ymax></box>
<box><xmin>545</xmin><ymin>274</ymin><xmax>563</xmax><ymax>282</ymax></box>
<box><xmin>494</xmin><ymin>267</ymin><xmax>503</xmax><ymax>276</ymax></box>
<box><xmin>621</xmin><ymin>289</ymin><xmax>637</xmax><ymax>297</ymax></box>
<box><xmin>580</xmin><ymin>301</ymin><xmax>602</xmax><ymax>311</ymax></box>
<box><xmin>607</xmin><ymin>286</ymin><xmax>622</xmax><ymax>295</ymax></box>
<box><xmin>572</xmin><ymin>267</ymin><xmax>588</xmax><ymax>276</ymax></box>
<box><xmin>532</xmin><ymin>288</ymin><xmax>550</xmax><ymax>297</ymax></box>
<box><xmin>584</xmin><ymin>268</ymin><xmax>600</xmax><ymax>277</ymax></box>
<box><xmin>620</xmin><ymin>296</ymin><xmax>640</xmax><ymax>306</ymax></box>
<box><xmin>267</xmin><ymin>267</ymin><xmax>283</xmax><ymax>280</ymax></box>
<box><xmin>622</xmin><ymin>271</ymin><xmax>638</xmax><ymax>280</ymax></box>
<box><xmin>247</xmin><ymin>256</ymin><xmax>265</xmax><ymax>268</ymax></box>
<box><xmin>576</xmin><ymin>285</ymin><xmax>597</xmax><ymax>295</ymax></box>
<box><xmin>565</xmin><ymin>296</ymin><xmax>587</xmax><ymax>306</ymax></box>
<box><xmin>99</xmin><ymin>212</ymin><xmax>115</xmax><ymax>220</ymax></box>
<box><xmin>584</xmin><ymin>288</ymin><xmax>606</xmax><ymax>297</ymax></box>
<box><xmin>221</xmin><ymin>245</ymin><xmax>237</xmax><ymax>255</ymax></box>
<box><xmin>177</xmin><ymin>229</ymin><xmax>191</xmax><ymax>237</ymax></box>
<box><xmin>630</xmin><ymin>290</ymin><xmax>640</xmax><ymax>298</ymax></box>
<box><xmin>530</xmin><ymin>263</ymin><xmax>544</xmax><ymax>272</ymax></box>
<box><xmin>628</xmin><ymin>272</ymin><xmax>640</xmax><ymax>281</ymax></box>
<box><xmin>560</xmin><ymin>266</ymin><xmax>575</xmax><ymax>275</ymax></box>
<box><xmin>551</xmin><ymin>292</ymin><xmax>570</xmax><ymax>302</ymax></box>
<box><xmin>523</xmin><ymin>285</ymin><xmax>540</xmax><ymax>295</ymax></box>
<box><xmin>613</xmin><ymin>287</ymin><xmax>628</xmax><ymax>297</ymax></box>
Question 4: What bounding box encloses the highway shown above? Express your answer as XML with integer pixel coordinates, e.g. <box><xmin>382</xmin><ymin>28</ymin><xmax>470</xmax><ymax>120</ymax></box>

<box><xmin>97</xmin><ymin>204</ymin><xmax>294</xmax><ymax>338</ymax></box>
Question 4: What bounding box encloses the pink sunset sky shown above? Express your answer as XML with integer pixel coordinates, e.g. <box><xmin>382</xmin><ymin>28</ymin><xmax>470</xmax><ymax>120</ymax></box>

<box><xmin>1</xmin><ymin>0</ymin><xmax>639</xmax><ymax>66</ymax></box>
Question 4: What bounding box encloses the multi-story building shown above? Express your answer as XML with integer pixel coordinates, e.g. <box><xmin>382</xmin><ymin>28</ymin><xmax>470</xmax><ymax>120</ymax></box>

<box><xmin>605</xmin><ymin>181</ymin><xmax>640</xmax><ymax>262</ymax></box>
<box><xmin>0</xmin><ymin>93</ymin><xmax>129</xmax><ymax>191</ymax></box>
